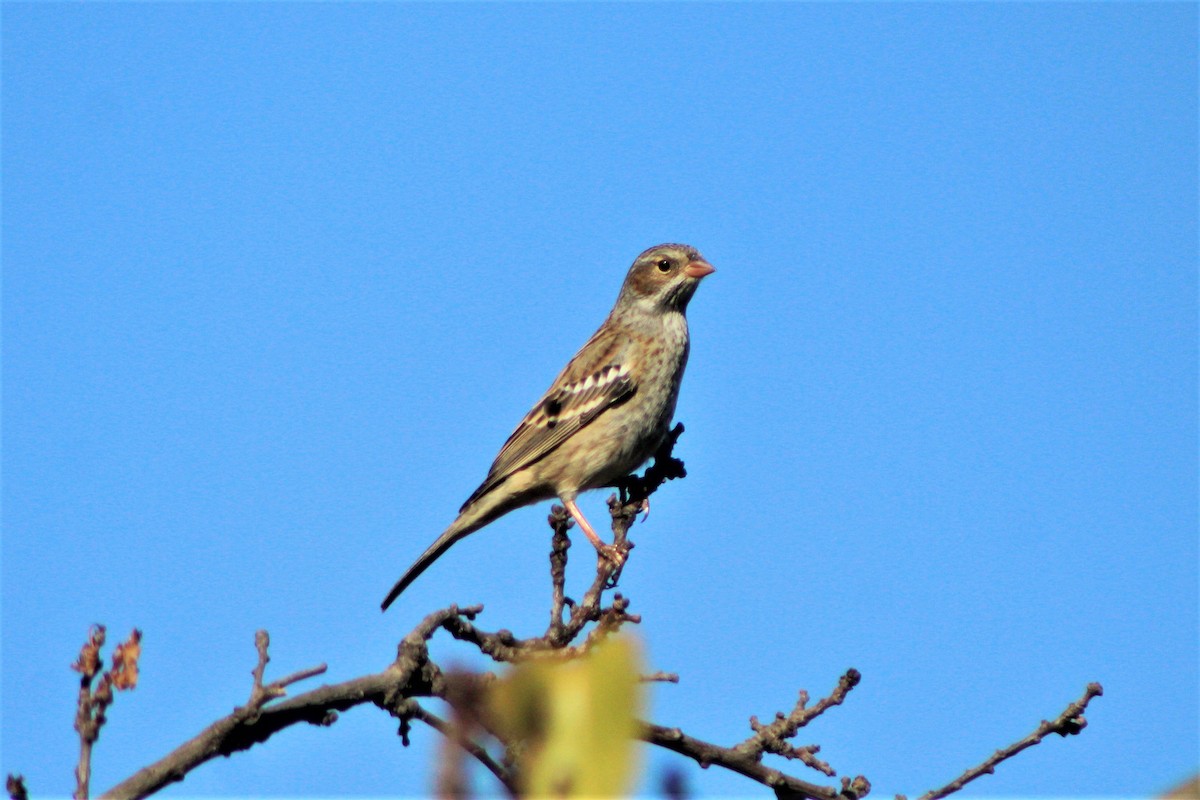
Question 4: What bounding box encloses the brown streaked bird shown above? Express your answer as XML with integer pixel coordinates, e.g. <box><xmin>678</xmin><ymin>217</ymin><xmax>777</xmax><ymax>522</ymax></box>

<box><xmin>381</xmin><ymin>243</ymin><xmax>714</xmax><ymax>611</ymax></box>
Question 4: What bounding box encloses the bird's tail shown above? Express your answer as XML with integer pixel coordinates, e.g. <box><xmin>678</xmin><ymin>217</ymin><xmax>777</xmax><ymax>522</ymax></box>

<box><xmin>380</xmin><ymin>486</ymin><xmax>523</xmax><ymax>611</ymax></box>
<box><xmin>379</xmin><ymin>520</ymin><xmax>473</xmax><ymax>611</ymax></box>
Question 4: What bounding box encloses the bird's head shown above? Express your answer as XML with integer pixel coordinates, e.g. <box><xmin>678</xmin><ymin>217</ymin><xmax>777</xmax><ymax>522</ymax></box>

<box><xmin>618</xmin><ymin>243</ymin><xmax>715</xmax><ymax>314</ymax></box>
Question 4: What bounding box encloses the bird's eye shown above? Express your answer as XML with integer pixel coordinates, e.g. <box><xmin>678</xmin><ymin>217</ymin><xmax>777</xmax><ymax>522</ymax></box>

<box><xmin>656</xmin><ymin>258</ymin><xmax>671</xmax><ymax>272</ymax></box>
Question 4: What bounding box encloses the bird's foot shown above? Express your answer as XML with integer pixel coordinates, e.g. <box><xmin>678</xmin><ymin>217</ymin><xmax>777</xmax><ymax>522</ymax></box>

<box><xmin>596</xmin><ymin>542</ymin><xmax>628</xmax><ymax>588</ymax></box>
<box><xmin>563</xmin><ymin>497</ymin><xmax>633</xmax><ymax>587</ymax></box>
<box><xmin>595</xmin><ymin>542</ymin><xmax>627</xmax><ymax>568</ymax></box>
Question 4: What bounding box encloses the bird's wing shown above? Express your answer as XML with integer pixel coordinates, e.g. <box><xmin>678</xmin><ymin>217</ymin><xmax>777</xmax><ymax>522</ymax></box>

<box><xmin>461</xmin><ymin>327</ymin><xmax>636</xmax><ymax>509</ymax></box>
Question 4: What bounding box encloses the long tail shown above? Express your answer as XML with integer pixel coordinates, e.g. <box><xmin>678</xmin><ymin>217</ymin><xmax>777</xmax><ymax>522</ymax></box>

<box><xmin>379</xmin><ymin>519</ymin><xmax>474</xmax><ymax>611</ymax></box>
<box><xmin>380</xmin><ymin>485</ymin><xmax>524</xmax><ymax>611</ymax></box>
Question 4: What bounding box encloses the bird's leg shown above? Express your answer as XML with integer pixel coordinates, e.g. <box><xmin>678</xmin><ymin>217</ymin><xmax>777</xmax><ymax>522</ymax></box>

<box><xmin>561</xmin><ymin>497</ymin><xmax>606</xmax><ymax>548</ymax></box>
<box><xmin>562</xmin><ymin>498</ymin><xmax>626</xmax><ymax>567</ymax></box>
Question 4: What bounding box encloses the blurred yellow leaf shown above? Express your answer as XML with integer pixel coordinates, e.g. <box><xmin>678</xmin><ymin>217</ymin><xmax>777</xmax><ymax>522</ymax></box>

<box><xmin>490</xmin><ymin>637</ymin><xmax>643</xmax><ymax>798</ymax></box>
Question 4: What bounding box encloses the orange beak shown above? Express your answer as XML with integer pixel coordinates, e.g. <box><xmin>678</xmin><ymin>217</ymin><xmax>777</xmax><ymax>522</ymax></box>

<box><xmin>684</xmin><ymin>260</ymin><xmax>715</xmax><ymax>279</ymax></box>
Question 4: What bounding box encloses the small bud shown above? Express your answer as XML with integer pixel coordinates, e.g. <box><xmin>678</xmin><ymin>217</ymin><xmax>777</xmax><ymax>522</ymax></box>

<box><xmin>71</xmin><ymin>625</ymin><xmax>107</xmax><ymax>679</ymax></box>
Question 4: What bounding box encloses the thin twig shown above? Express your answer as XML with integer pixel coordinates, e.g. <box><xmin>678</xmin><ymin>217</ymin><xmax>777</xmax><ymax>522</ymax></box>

<box><xmin>734</xmin><ymin>669</ymin><xmax>861</xmax><ymax>778</ymax></box>
<box><xmin>915</xmin><ymin>682</ymin><xmax>1104</xmax><ymax>800</ymax></box>
<box><xmin>71</xmin><ymin>625</ymin><xmax>107</xmax><ymax>800</ymax></box>
<box><xmin>407</xmin><ymin>701</ymin><xmax>517</xmax><ymax>797</ymax></box>
<box><xmin>640</xmin><ymin>671</ymin><xmax>680</xmax><ymax>683</ymax></box>
<box><xmin>249</xmin><ymin>630</ymin><xmax>272</xmax><ymax>701</ymax></box>
<box><xmin>97</xmin><ymin>627</ymin><xmax>338</xmax><ymax>800</ymax></box>
<box><xmin>639</xmin><ymin>669</ymin><xmax>870</xmax><ymax>799</ymax></box>
<box><xmin>546</xmin><ymin>508</ymin><xmax>572</xmax><ymax>637</ymax></box>
<box><xmin>69</xmin><ymin>627</ymin><xmax>143</xmax><ymax>799</ymax></box>
<box><xmin>643</xmin><ymin>722</ymin><xmax>868</xmax><ymax>800</ymax></box>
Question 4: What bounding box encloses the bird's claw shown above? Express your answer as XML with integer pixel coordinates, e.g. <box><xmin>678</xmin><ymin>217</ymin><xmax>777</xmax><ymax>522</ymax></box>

<box><xmin>596</xmin><ymin>542</ymin><xmax>627</xmax><ymax>568</ymax></box>
<box><xmin>596</xmin><ymin>542</ymin><xmax>628</xmax><ymax>588</ymax></box>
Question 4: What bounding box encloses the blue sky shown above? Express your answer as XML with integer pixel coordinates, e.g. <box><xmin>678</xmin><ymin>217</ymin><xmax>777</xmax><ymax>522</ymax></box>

<box><xmin>3</xmin><ymin>3</ymin><xmax>1196</xmax><ymax>797</ymax></box>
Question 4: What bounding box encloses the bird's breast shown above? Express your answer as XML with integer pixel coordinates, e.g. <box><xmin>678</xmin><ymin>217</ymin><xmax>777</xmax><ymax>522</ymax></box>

<box><xmin>537</xmin><ymin>312</ymin><xmax>692</xmax><ymax>496</ymax></box>
<box><xmin>583</xmin><ymin>314</ymin><xmax>690</xmax><ymax>486</ymax></box>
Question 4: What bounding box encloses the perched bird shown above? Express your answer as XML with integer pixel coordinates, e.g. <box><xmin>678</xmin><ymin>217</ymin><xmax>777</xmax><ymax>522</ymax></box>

<box><xmin>381</xmin><ymin>243</ymin><xmax>714</xmax><ymax>611</ymax></box>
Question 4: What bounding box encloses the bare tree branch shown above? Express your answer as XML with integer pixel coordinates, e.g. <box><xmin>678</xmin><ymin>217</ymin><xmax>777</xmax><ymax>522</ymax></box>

<box><xmin>912</xmin><ymin>682</ymin><xmax>1105</xmax><ymax>800</ymax></box>
<box><xmin>93</xmin><ymin>603</ymin><xmax>868</xmax><ymax>800</ymax></box>
<box><xmin>246</xmin><ymin>629</ymin><xmax>328</xmax><ymax>711</ymax></box>
<box><xmin>405</xmin><ymin>696</ymin><xmax>517</xmax><ymax>797</ymax></box>
<box><xmin>72</xmin><ymin>625</ymin><xmax>106</xmax><ymax>800</ymax></box>
<box><xmin>644</xmin><ymin>722</ymin><xmax>869</xmax><ymax>800</ymax></box>
<box><xmin>71</xmin><ymin>627</ymin><xmax>142</xmax><ymax>799</ymax></box>
<box><xmin>734</xmin><ymin>669</ymin><xmax>862</xmax><ymax>778</ymax></box>
<box><xmin>546</xmin><ymin>509</ymin><xmax>572</xmax><ymax>637</ymax></box>
<box><xmin>97</xmin><ymin>607</ymin><xmax>478</xmax><ymax>800</ymax></box>
<box><xmin>18</xmin><ymin>423</ymin><xmax>1098</xmax><ymax>800</ymax></box>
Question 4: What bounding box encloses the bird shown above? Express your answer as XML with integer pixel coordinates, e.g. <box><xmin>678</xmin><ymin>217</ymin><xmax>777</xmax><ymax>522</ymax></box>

<box><xmin>381</xmin><ymin>243</ymin><xmax>714</xmax><ymax>611</ymax></box>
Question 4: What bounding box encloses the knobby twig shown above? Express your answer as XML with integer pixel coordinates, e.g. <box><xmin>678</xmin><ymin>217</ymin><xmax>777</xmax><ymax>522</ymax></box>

<box><xmin>71</xmin><ymin>626</ymin><xmax>142</xmax><ymax>799</ymax></box>
<box><xmin>912</xmin><ymin>682</ymin><xmax>1105</xmax><ymax>800</ymax></box>
<box><xmin>540</xmin><ymin>425</ymin><xmax>687</xmax><ymax>649</ymax></box>
<box><xmin>246</xmin><ymin>630</ymin><xmax>327</xmax><ymax>713</ymax></box>
<box><xmin>71</xmin><ymin>625</ymin><xmax>106</xmax><ymax>800</ymax></box>
<box><xmin>645</xmin><ymin>722</ymin><xmax>870</xmax><ymax>800</ymax></box>
<box><xmin>615</xmin><ymin>422</ymin><xmax>689</xmax><ymax>511</ymax></box>
<box><xmin>735</xmin><ymin>669</ymin><xmax>862</xmax><ymax>777</ymax></box>
<box><xmin>641</xmin><ymin>669</ymin><xmax>870</xmax><ymax>800</ymax></box>
<box><xmin>546</xmin><ymin>508</ymin><xmax>572</xmax><ymax>637</ymax></box>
